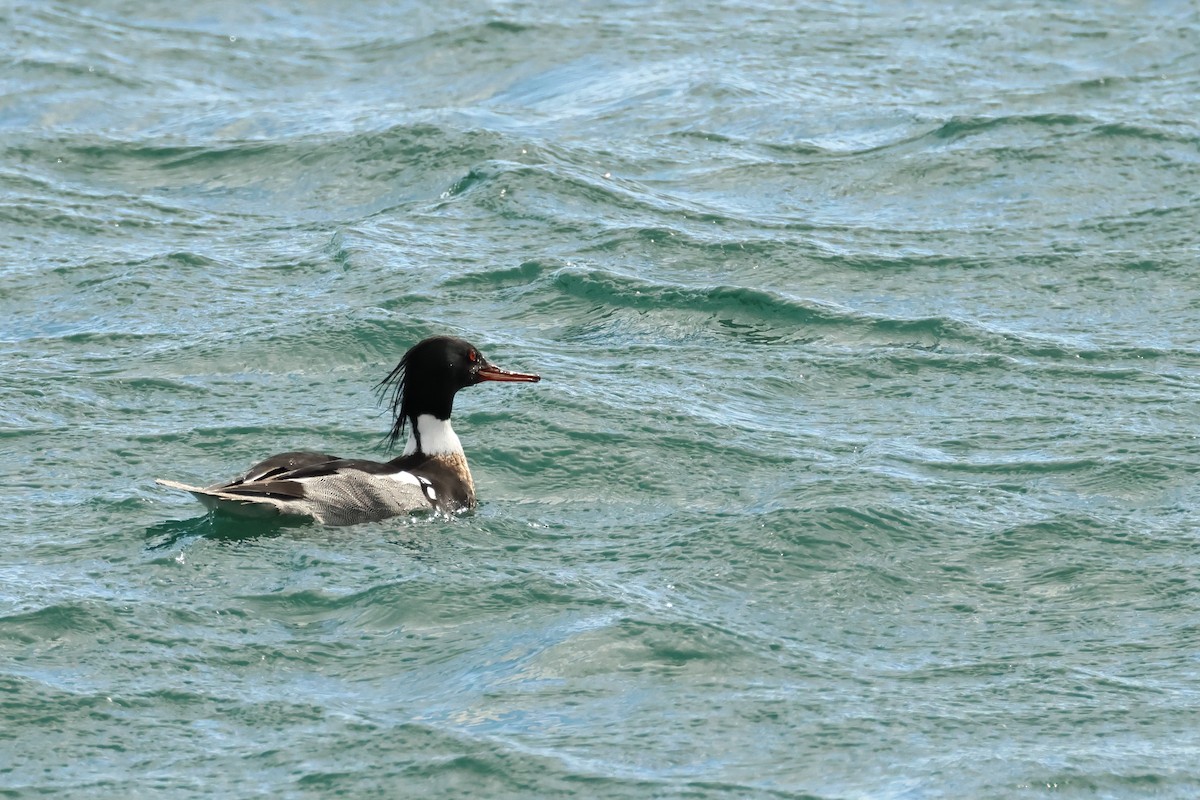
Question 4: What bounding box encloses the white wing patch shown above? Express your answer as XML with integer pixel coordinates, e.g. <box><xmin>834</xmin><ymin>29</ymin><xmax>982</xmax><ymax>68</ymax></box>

<box><xmin>417</xmin><ymin>476</ymin><xmax>437</xmax><ymax>502</ymax></box>
<box><xmin>390</xmin><ymin>471</ymin><xmax>437</xmax><ymax>504</ymax></box>
<box><xmin>390</xmin><ymin>472</ymin><xmax>421</xmax><ymax>486</ymax></box>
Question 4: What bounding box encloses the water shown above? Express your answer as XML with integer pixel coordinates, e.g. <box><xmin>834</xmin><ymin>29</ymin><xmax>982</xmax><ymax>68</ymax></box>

<box><xmin>4</xmin><ymin>1</ymin><xmax>1200</xmax><ymax>796</ymax></box>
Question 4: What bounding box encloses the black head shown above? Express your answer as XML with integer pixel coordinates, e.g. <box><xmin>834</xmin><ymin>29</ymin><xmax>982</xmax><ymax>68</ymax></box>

<box><xmin>376</xmin><ymin>335</ymin><xmax>541</xmax><ymax>450</ymax></box>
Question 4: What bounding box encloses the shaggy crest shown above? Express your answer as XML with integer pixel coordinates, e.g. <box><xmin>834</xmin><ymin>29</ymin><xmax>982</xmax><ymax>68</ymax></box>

<box><xmin>374</xmin><ymin>351</ymin><xmax>411</xmax><ymax>451</ymax></box>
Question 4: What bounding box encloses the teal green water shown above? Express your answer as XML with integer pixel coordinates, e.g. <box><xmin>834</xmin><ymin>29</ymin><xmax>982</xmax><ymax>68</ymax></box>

<box><xmin>4</xmin><ymin>2</ymin><xmax>1200</xmax><ymax>797</ymax></box>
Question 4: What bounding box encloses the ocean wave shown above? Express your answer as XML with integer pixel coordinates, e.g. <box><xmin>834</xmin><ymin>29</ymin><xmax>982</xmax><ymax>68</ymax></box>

<box><xmin>0</xmin><ymin>600</ymin><xmax>121</xmax><ymax>643</ymax></box>
<box><xmin>519</xmin><ymin>266</ymin><xmax>1195</xmax><ymax>368</ymax></box>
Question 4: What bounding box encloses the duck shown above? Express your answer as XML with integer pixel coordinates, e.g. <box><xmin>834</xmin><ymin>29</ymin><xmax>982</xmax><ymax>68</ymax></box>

<box><xmin>156</xmin><ymin>335</ymin><xmax>541</xmax><ymax>526</ymax></box>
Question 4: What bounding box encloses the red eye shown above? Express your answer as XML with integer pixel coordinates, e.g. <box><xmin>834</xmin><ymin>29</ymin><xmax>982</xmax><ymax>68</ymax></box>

<box><xmin>468</xmin><ymin>350</ymin><xmax>477</xmax><ymax>363</ymax></box>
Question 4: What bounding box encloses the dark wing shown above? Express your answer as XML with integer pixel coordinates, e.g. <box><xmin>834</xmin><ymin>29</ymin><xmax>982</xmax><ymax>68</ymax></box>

<box><xmin>220</xmin><ymin>451</ymin><xmax>341</xmax><ymax>487</ymax></box>
<box><xmin>211</xmin><ymin>453</ymin><xmax>400</xmax><ymax>502</ymax></box>
<box><xmin>273</xmin><ymin>457</ymin><xmax>399</xmax><ymax>480</ymax></box>
<box><xmin>162</xmin><ymin>452</ymin><xmax>441</xmax><ymax>522</ymax></box>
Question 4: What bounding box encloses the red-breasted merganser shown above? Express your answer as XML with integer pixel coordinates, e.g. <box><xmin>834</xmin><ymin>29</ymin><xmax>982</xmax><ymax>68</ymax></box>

<box><xmin>156</xmin><ymin>335</ymin><xmax>541</xmax><ymax>526</ymax></box>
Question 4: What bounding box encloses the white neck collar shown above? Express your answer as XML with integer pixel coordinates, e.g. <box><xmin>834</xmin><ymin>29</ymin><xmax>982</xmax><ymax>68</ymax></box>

<box><xmin>402</xmin><ymin>413</ymin><xmax>463</xmax><ymax>457</ymax></box>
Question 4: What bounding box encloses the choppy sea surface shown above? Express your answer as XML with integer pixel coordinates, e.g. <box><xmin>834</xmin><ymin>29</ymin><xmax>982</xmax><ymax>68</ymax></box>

<box><xmin>4</xmin><ymin>1</ymin><xmax>1200</xmax><ymax>797</ymax></box>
